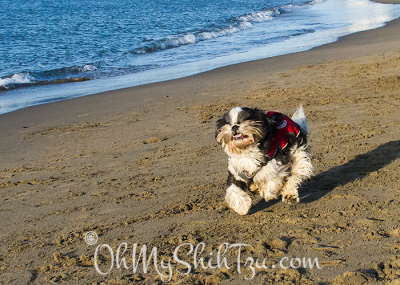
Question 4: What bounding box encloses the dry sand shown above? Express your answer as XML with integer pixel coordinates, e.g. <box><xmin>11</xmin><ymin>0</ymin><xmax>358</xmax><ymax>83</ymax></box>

<box><xmin>1</xmin><ymin>3</ymin><xmax>400</xmax><ymax>284</ymax></box>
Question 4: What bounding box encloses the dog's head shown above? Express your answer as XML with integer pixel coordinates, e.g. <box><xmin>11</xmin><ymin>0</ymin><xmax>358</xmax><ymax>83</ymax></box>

<box><xmin>215</xmin><ymin>107</ymin><xmax>271</xmax><ymax>154</ymax></box>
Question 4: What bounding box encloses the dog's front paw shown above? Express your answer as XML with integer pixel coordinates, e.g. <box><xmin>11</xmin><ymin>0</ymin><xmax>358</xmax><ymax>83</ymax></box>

<box><xmin>249</xmin><ymin>182</ymin><xmax>259</xmax><ymax>193</ymax></box>
<box><xmin>225</xmin><ymin>184</ymin><xmax>252</xmax><ymax>215</ymax></box>
<box><xmin>282</xmin><ymin>194</ymin><xmax>299</xmax><ymax>204</ymax></box>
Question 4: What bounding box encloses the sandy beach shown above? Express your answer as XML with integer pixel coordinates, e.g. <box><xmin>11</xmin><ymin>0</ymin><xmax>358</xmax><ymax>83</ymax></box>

<box><xmin>1</xmin><ymin>1</ymin><xmax>400</xmax><ymax>283</ymax></box>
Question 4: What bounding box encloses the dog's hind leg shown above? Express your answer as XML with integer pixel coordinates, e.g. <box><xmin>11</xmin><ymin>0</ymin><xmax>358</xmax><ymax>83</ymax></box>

<box><xmin>282</xmin><ymin>145</ymin><xmax>313</xmax><ymax>204</ymax></box>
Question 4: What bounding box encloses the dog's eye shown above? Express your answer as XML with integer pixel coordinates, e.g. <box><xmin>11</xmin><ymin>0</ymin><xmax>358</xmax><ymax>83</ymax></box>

<box><xmin>237</xmin><ymin>111</ymin><xmax>252</xmax><ymax>122</ymax></box>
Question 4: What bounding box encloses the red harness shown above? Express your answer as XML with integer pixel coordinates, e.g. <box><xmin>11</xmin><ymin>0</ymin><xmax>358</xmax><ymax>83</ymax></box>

<box><xmin>265</xmin><ymin>111</ymin><xmax>300</xmax><ymax>159</ymax></box>
<box><xmin>237</xmin><ymin>111</ymin><xmax>301</xmax><ymax>182</ymax></box>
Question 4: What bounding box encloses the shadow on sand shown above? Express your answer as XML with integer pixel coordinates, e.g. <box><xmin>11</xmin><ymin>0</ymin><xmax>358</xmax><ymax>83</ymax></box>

<box><xmin>249</xmin><ymin>140</ymin><xmax>400</xmax><ymax>214</ymax></box>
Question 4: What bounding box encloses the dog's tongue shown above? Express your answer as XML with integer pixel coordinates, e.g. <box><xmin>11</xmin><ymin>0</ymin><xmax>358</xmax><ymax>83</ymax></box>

<box><xmin>233</xmin><ymin>134</ymin><xmax>244</xmax><ymax>140</ymax></box>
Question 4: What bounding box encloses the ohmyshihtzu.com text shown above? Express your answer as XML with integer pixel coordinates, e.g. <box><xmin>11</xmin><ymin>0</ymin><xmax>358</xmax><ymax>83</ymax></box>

<box><xmin>91</xmin><ymin>240</ymin><xmax>322</xmax><ymax>281</ymax></box>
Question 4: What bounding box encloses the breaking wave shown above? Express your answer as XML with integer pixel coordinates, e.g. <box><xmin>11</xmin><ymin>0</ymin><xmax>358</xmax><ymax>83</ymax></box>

<box><xmin>131</xmin><ymin>6</ymin><xmax>292</xmax><ymax>55</ymax></box>
<box><xmin>0</xmin><ymin>64</ymin><xmax>98</xmax><ymax>90</ymax></box>
<box><xmin>0</xmin><ymin>73</ymin><xmax>35</xmax><ymax>90</ymax></box>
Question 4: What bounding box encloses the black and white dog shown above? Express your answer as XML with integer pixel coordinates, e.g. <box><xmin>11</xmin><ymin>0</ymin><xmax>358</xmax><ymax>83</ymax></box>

<box><xmin>215</xmin><ymin>106</ymin><xmax>313</xmax><ymax>215</ymax></box>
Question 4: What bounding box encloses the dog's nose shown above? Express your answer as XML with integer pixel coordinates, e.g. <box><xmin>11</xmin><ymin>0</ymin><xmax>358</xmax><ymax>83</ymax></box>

<box><xmin>232</xmin><ymin>125</ymin><xmax>239</xmax><ymax>133</ymax></box>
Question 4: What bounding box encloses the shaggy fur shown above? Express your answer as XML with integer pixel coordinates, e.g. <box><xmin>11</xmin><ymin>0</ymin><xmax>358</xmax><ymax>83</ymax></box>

<box><xmin>215</xmin><ymin>106</ymin><xmax>313</xmax><ymax>215</ymax></box>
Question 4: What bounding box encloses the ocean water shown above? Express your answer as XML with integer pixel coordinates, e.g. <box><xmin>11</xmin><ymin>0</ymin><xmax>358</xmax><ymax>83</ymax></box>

<box><xmin>1</xmin><ymin>0</ymin><xmax>400</xmax><ymax>114</ymax></box>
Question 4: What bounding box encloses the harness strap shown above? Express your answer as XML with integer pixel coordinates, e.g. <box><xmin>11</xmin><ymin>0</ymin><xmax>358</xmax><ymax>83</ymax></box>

<box><xmin>236</xmin><ymin>111</ymin><xmax>300</xmax><ymax>182</ymax></box>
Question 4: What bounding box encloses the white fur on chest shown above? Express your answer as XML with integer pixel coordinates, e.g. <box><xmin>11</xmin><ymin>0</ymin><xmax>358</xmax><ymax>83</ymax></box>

<box><xmin>227</xmin><ymin>146</ymin><xmax>264</xmax><ymax>175</ymax></box>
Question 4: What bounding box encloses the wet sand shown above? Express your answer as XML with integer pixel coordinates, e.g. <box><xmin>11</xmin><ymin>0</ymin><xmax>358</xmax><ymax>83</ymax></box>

<box><xmin>1</xmin><ymin>2</ymin><xmax>400</xmax><ymax>284</ymax></box>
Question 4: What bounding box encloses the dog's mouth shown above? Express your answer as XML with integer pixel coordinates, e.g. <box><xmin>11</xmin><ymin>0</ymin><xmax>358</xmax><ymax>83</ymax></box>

<box><xmin>232</xmin><ymin>134</ymin><xmax>248</xmax><ymax>141</ymax></box>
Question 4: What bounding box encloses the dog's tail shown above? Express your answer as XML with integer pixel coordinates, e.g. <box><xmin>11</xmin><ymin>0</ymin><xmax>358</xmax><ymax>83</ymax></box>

<box><xmin>292</xmin><ymin>105</ymin><xmax>310</xmax><ymax>135</ymax></box>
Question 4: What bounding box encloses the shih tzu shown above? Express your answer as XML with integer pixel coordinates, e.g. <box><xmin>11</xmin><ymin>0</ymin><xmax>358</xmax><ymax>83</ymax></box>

<box><xmin>215</xmin><ymin>106</ymin><xmax>313</xmax><ymax>215</ymax></box>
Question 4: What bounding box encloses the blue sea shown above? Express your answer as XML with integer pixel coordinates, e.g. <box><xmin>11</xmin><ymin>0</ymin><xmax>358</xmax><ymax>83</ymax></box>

<box><xmin>1</xmin><ymin>0</ymin><xmax>400</xmax><ymax>114</ymax></box>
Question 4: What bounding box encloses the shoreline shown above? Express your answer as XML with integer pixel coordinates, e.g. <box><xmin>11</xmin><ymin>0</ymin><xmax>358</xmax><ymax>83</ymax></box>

<box><xmin>0</xmin><ymin>11</ymin><xmax>399</xmax><ymax>127</ymax></box>
<box><xmin>1</xmin><ymin>0</ymin><xmax>400</xmax><ymax>117</ymax></box>
<box><xmin>1</xmin><ymin>1</ymin><xmax>400</xmax><ymax>284</ymax></box>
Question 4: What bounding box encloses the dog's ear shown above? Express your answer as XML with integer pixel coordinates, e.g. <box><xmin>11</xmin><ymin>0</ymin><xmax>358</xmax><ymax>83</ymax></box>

<box><xmin>215</xmin><ymin>118</ymin><xmax>224</xmax><ymax>141</ymax></box>
<box><xmin>256</xmin><ymin>111</ymin><xmax>274</xmax><ymax>140</ymax></box>
<box><xmin>245</xmin><ymin>108</ymin><xmax>273</xmax><ymax>141</ymax></box>
<box><xmin>215</xmin><ymin>113</ymin><xmax>229</xmax><ymax>142</ymax></box>
<box><xmin>265</xmin><ymin>113</ymin><xmax>280</xmax><ymax>133</ymax></box>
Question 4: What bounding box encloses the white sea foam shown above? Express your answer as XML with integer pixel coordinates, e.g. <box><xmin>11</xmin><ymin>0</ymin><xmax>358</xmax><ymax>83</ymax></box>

<box><xmin>83</xmin><ymin>64</ymin><xmax>97</xmax><ymax>72</ymax></box>
<box><xmin>147</xmin><ymin>23</ymin><xmax>253</xmax><ymax>51</ymax></box>
<box><xmin>238</xmin><ymin>10</ymin><xmax>275</xmax><ymax>22</ymax></box>
<box><xmin>197</xmin><ymin>25</ymin><xmax>247</xmax><ymax>40</ymax></box>
<box><xmin>0</xmin><ymin>73</ymin><xmax>35</xmax><ymax>88</ymax></box>
<box><xmin>309</xmin><ymin>0</ymin><xmax>324</xmax><ymax>4</ymax></box>
<box><xmin>183</xmin><ymin>34</ymin><xmax>196</xmax><ymax>44</ymax></box>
